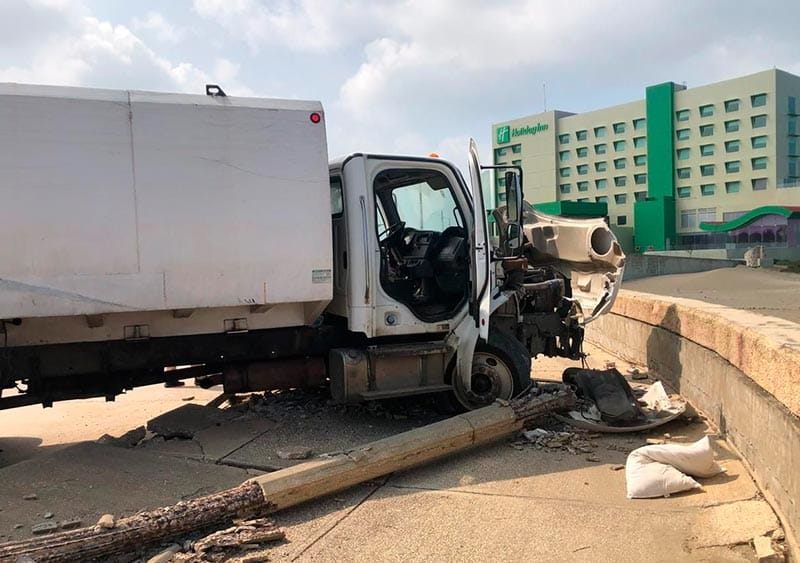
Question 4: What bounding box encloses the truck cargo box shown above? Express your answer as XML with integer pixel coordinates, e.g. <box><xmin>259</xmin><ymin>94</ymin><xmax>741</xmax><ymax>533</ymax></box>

<box><xmin>0</xmin><ymin>84</ymin><xmax>332</xmax><ymax>345</ymax></box>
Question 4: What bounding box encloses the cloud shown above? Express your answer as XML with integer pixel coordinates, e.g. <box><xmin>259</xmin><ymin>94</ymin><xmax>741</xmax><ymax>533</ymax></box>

<box><xmin>132</xmin><ymin>11</ymin><xmax>186</xmax><ymax>45</ymax></box>
<box><xmin>0</xmin><ymin>2</ymin><xmax>252</xmax><ymax>97</ymax></box>
<box><xmin>191</xmin><ymin>0</ymin><xmax>388</xmax><ymax>53</ymax></box>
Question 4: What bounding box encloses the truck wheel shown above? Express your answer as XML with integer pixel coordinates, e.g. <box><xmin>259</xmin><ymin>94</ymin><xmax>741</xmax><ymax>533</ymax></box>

<box><xmin>452</xmin><ymin>330</ymin><xmax>532</xmax><ymax>410</ymax></box>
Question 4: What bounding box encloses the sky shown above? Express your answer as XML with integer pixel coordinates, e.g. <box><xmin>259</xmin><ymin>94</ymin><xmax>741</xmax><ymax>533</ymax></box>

<box><xmin>2</xmin><ymin>0</ymin><xmax>799</xmax><ymax>171</ymax></box>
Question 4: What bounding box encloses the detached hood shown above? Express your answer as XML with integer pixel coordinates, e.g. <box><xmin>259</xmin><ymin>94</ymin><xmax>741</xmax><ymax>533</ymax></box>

<box><xmin>520</xmin><ymin>203</ymin><xmax>625</xmax><ymax>324</ymax></box>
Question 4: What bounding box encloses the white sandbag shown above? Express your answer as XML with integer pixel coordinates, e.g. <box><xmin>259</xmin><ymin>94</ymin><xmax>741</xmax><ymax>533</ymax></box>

<box><xmin>625</xmin><ymin>436</ymin><xmax>723</xmax><ymax>499</ymax></box>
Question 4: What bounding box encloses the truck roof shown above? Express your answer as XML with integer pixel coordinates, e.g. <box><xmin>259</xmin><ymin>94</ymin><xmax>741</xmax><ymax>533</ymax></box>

<box><xmin>0</xmin><ymin>82</ymin><xmax>323</xmax><ymax>113</ymax></box>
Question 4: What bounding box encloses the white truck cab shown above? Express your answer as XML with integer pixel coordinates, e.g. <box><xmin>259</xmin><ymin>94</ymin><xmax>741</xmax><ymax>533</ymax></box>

<box><xmin>0</xmin><ymin>84</ymin><xmax>624</xmax><ymax>411</ymax></box>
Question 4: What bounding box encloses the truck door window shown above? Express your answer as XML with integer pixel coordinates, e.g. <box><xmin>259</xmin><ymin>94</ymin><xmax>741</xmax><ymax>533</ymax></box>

<box><xmin>389</xmin><ymin>177</ymin><xmax>462</xmax><ymax>231</ymax></box>
<box><xmin>330</xmin><ymin>177</ymin><xmax>343</xmax><ymax>216</ymax></box>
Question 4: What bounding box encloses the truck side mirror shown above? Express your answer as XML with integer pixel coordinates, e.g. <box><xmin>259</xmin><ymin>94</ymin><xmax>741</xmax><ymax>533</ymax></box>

<box><xmin>506</xmin><ymin>223</ymin><xmax>522</xmax><ymax>251</ymax></box>
<box><xmin>504</xmin><ymin>171</ymin><xmax>520</xmax><ymax>223</ymax></box>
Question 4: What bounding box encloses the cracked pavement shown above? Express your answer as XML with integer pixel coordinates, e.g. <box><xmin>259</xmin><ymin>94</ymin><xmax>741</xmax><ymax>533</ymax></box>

<box><xmin>0</xmin><ymin>343</ymin><xmax>786</xmax><ymax>561</ymax></box>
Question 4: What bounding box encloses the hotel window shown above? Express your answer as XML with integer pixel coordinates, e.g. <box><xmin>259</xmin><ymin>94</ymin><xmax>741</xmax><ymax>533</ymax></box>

<box><xmin>614</xmin><ymin>193</ymin><xmax>627</xmax><ymax>204</ymax></box>
<box><xmin>613</xmin><ymin>122</ymin><xmax>625</xmax><ymax>134</ymax></box>
<box><xmin>634</xmin><ymin>191</ymin><xmax>647</xmax><ymax>202</ymax></box>
<box><xmin>751</xmin><ymin>135</ymin><xmax>768</xmax><ymax>149</ymax></box>
<box><xmin>724</xmin><ymin>98</ymin><xmax>740</xmax><ymax>112</ymax></box>
<box><xmin>677</xmin><ymin>167</ymin><xmax>691</xmax><ymax>179</ymax></box>
<box><xmin>700</xmin><ymin>124</ymin><xmax>714</xmax><ymax>137</ymax></box>
<box><xmin>677</xmin><ymin>187</ymin><xmax>692</xmax><ymax>199</ymax></box>
<box><xmin>594</xmin><ymin>126</ymin><xmax>606</xmax><ymax>138</ymax></box>
<box><xmin>559</xmin><ymin>133</ymin><xmax>570</xmax><ymax>144</ymax></box>
<box><xmin>789</xmin><ymin>158</ymin><xmax>798</xmax><ymax>178</ymax></box>
<box><xmin>634</xmin><ymin>173</ymin><xmax>647</xmax><ymax>185</ymax></box>
<box><xmin>595</xmin><ymin>195</ymin><xmax>608</xmax><ymax>203</ymax></box>
<box><xmin>633</xmin><ymin>118</ymin><xmax>646</xmax><ymax>130</ymax></box>
<box><xmin>700</xmin><ymin>164</ymin><xmax>715</xmax><ymax>176</ymax></box>
<box><xmin>595</xmin><ymin>161</ymin><xmax>608</xmax><ymax>172</ymax></box>
<box><xmin>751</xmin><ymin>93</ymin><xmax>767</xmax><ymax>108</ymax></box>
<box><xmin>700</xmin><ymin>184</ymin><xmax>715</xmax><ymax>196</ymax></box>
<box><xmin>577</xmin><ymin>164</ymin><xmax>589</xmax><ymax>175</ymax></box>
<box><xmin>680</xmin><ymin>209</ymin><xmax>697</xmax><ymax>229</ymax></box>
<box><xmin>633</xmin><ymin>136</ymin><xmax>646</xmax><ymax>148</ymax></box>
<box><xmin>725</xmin><ymin>120</ymin><xmax>739</xmax><ymax>133</ymax></box>
<box><xmin>511</xmin><ymin>144</ymin><xmax>522</xmax><ymax>153</ymax></box>
<box><xmin>676</xmin><ymin>109</ymin><xmax>690</xmax><ymax>122</ymax></box>
<box><xmin>512</xmin><ymin>159</ymin><xmax>522</xmax><ymax>166</ymax></box>
<box><xmin>790</xmin><ymin>139</ymin><xmax>798</xmax><ymax>156</ymax></box>
<box><xmin>576</xmin><ymin>147</ymin><xmax>588</xmax><ymax>157</ymax></box>
<box><xmin>560</xmin><ymin>167</ymin><xmax>571</xmax><ymax>177</ymax></box>
<box><xmin>595</xmin><ymin>179</ymin><xmax>608</xmax><ymax>190</ymax></box>
<box><xmin>752</xmin><ymin>178</ymin><xmax>767</xmax><ymax>190</ymax></box>
<box><xmin>613</xmin><ymin>140</ymin><xmax>626</xmax><ymax>151</ymax></box>
<box><xmin>790</xmin><ymin>96</ymin><xmax>797</xmax><ymax>115</ymax></box>
<box><xmin>595</xmin><ymin>143</ymin><xmax>607</xmax><ymax>155</ymax></box>
<box><xmin>614</xmin><ymin>158</ymin><xmax>627</xmax><ymax>169</ymax></box>
<box><xmin>578</xmin><ymin>181</ymin><xmax>589</xmax><ymax>192</ymax></box>
<box><xmin>751</xmin><ymin>156</ymin><xmax>767</xmax><ymax>170</ymax></box>
<box><xmin>790</xmin><ymin>118</ymin><xmax>797</xmax><ymax>135</ymax></box>
<box><xmin>576</xmin><ymin>130</ymin><xmax>588</xmax><ymax>141</ymax></box>
<box><xmin>633</xmin><ymin>154</ymin><xmax>647</xmax><ymax>166</ymax></box>
<box><xmin>699</xmin><ymin>104</ymin><xmax>714</xmax><ymax>118</ymax></box>
<box><xmin>725</xmin><ymin>161</ymin><xmax>740</xmax><ymax>173</ymax></box>
<box><xmin>577</xmin><ymin>198</ymin><xmax>590</xmax><ymax>202</ymax></box>
<box><xmin>677</xmin><ymin>148</ymin><xmax>691</xmax><ymax>160</ymax></box>
<box><xmin>725</xmin><ymin>140</ymin><xmax>740</xmax><ymax>153</ymax></box>
<box><xmin>725</xmin><ymin>181</ymin><xmax>741</xmax><ymax>194</ymax></box>
<box><xmin>559</xmin><ymin>150</ymin><xmax>570</xmax><ymax>162</ymax></box>
<box><xmin>617</xmin><ymin>215</ymin><xmax>627</xmax><ymax>226</ymax></box>
<box><xmin>700</xmin><ymin>144</ymin><xmax>714</xmax><ymax>157</ymax></box>
<box><xmin>498</xmin><ymin>176</ymin><xmax>506</xmax><ymax>187</ymax></box>
<box><xmin>751</xmin><ymin>114</ymin><xmax>767</xmax><ymax>128</ymax></box>
<box><xmin>494</xmin><ymin>147</ymin><xmax>507</xmax><ymax>159</ymax></box>
<box><xmin>676</xmin><ymin>128</ymin><xmax>690</xmax><ymax>141</ymax></box>
<box><xmin>614</xmin><ymin>176</ymin><xmax>626</xmax><ymax>187</ymax></box>
<box><xmin>559</xmin><ymin>183</ymin><xmax>571</xmax><ymax>194</ymax></box>
<box><xmin>698</xmin><ymin>208</ymin><xmax>716</xmax><ymax>223</ymax></box>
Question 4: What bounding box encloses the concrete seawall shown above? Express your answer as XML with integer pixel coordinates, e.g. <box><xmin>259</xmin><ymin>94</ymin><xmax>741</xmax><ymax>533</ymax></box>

<box><xmin>587</xmin><ymin>290</ymin><xmax>800</xmax><ymax>550</ymax></box>
<box><xmin>623</xmin><ymin>254</ymin><xmax>740</xmax><ymax>281</ymax></box>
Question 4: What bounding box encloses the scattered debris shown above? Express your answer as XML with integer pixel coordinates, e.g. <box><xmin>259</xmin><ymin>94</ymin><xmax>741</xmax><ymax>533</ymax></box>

<box><xmin>753</xmin><ymin>535</ymin><xmax>780</xmax><ymax>562</ymax></box>
<box><xmin>31</xmin><ymin>521</ymin><xmax>58</xmax><ymax>535</ymax></box>
<box><xmin>13</xmin><ymin>524</ymin><xmax>23</xmax><ymax>530</ymax></box>
<box><xmin>147</xmin><ymin>543</ymin><xmax>182</xmax><ymax>563</ymax></box>
<box><xmin>96</xmin><ymin>426</ymin><xmax>147</xmax><ymax>448</ymax></box>
<box><xmin>97</xmin><ymin>514</ymin><xmax>116</xmax><ymax>529</ymax></box>
<box><xmin>610</xmin><ymin>465</ymin><xmax>625</xmax><ymax>471</ymax></box>
<box><xmin>585</xmin><ymin>454</ymin><xmax>600</xmax><ymax>462</ymax></box>
<box><xmin>59</xmin><ymin>519</ymin><xmax>82</xmax><ymax>530</ymax></box>
<box><xmin>626</xmin><ymin>367</ymin><xmax>640</xmax><ymax>376</ymax></box>
<box><xmin>22</xmin><ymin>494</ymin><xmax>37</xmax><ymax>501</ymax></box>
<box><xmin>43</xmin><ymin>512</ymin><xmax>54</xmax><ymax>519</ymax></box>
<box><xmin>770</xmin><ymin>528</ymin><xmax>785</xmax><ymax>541</ymax></box>
<box><xmin>182</xmin><ymin>396</ymin><xmax>195</xmax><ymax>402</ymax></box>
<box><xmin>276</xmin><ymin>447</ymin><xmax>312</xmax><ymax>460</ymax></box>
<box><xmin>603</xmin><ymin>361</ymin><xmax>616</xmax><ymax>370</ymax></box>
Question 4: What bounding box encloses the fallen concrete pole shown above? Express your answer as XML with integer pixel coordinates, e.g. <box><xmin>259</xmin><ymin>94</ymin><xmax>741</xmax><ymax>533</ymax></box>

<box><xmin>0</xmin><ymin>384</ymin><xmax>575</xmax><ymax>562</ymax></box>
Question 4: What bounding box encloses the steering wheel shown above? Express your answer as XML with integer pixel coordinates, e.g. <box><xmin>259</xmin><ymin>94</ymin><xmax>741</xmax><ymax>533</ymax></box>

<box><xmin>378</xmin><ymin>221</ymin><xmax>406</xmax><ymax>245</ymax></box>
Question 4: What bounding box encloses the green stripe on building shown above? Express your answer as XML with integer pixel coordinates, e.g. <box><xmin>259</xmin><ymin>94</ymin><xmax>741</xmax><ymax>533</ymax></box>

<box><xmin>633</xmin><ymin>82</ymin><xmax>678</xmax><ymax>250</ymax></box>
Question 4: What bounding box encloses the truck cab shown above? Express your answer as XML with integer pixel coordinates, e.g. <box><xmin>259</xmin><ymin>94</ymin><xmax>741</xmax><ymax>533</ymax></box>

<box><xmin>324</xmin><ymin>142</ymin><xmax>625</xmax><ymax>409</ymax></box>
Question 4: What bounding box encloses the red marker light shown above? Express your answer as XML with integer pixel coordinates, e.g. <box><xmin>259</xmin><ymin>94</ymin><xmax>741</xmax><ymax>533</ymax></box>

<box><xmin>310</xmin><ymin>112</ymin><xmax>321</xmax><ymax>123</ymax></box>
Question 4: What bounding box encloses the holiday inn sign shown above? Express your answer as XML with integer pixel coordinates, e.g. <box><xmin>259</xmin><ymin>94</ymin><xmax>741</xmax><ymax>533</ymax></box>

<box><xmin>496</xmin><ymin>122</ymin><xmax>549</xmax><ymax>144</ymax></box>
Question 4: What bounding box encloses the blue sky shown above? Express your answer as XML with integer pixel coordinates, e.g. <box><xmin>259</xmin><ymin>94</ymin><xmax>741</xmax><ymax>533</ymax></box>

<box><xmin>2</xmin><ymin>0</ymin><xmax>799</xmax><ymax>171</ymax></box>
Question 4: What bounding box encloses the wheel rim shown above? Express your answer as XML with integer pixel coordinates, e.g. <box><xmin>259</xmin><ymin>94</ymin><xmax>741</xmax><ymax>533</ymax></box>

<box><xmin>454</xmin><ymin>351</ymin><xmax>515</xmax><ymax>410</ymax></box>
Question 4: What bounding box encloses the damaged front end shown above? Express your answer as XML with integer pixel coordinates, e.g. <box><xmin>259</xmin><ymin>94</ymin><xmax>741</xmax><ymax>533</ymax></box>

<box><xmin>492</xmin><ymin>202</ymin><xmax>625</xmax><ymax>360</ymax></box>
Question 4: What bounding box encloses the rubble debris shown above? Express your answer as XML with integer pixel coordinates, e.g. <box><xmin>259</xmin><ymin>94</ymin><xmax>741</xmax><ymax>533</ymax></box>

<box><xmin>753</xmin><ymin>535</ymin><xmax>780</xmax><ymax>562</ymax></box>
<box><xmin>276</xmin><ymin>447</ymin><xmax>312</xmax><ymax>460</ymax></box>
<box><xmin>147</xmin><ymin>543</ymin><xmax>182</xmax><ymax>563</ymax></box>
<box><xmin>610</xmin><ymin>465</ymin><xmax>625</xmax><ymax>471</ymax></box>
<box><xmin>603</xmin><ymin>361</ymin><xmax>616</xmax><ymax>370</ymax></box>
<box><xmin>59</xmin><ymin>519</ymin><xmax>82</xmax><ymax>530</ymax></box>
<box><xmin>31</xmin><ymin>522</ymin><xmax>58</xmax><ymax>535</ymax></box>
<box><xmin>43</xmin><ymin>512</ymin><xmax>54</xmax><ymax>519</ymax></box>
<box><xmin>22</xmin><ymin>494</ymin><xmax>37</xmax><ymax>501</ymax></box>
<box><xmin>97</xmin><ymin>514</ymin><xmax>116</xmax><ymax>529</ymax></box>
<box><xmin>770</xmin><ymin>528</ymin><xmax>785</xmax><ymax>541</ymax></box>
<box><xmin>182</xmin><ymin>396</ymin><xmax>195</xmax><ymax>402</ymax></box>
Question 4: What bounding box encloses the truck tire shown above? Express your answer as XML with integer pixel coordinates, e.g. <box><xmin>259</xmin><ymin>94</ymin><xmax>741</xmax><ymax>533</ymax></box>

<box><xmin>449</xmin><ymin>330</ymin><xmax>532</xmax><ymax>411</ymax></box>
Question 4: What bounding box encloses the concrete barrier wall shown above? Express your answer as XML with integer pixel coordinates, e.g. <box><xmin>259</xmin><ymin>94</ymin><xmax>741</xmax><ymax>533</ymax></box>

<box><xmin>623</xmin><ymin>254</ymin><xmax>740</xmax><ymax>281</ymax></box>
<box><xmin>587</xmin><ymin>290</ymin><xmax>800</xmax><ymax>549</ymax></box>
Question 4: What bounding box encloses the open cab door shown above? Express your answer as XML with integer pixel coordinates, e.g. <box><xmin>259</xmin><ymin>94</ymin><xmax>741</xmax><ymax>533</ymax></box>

<box><xmin>467</xmin><ymin>138</ymin><xmax>491</xmax><ymax>341</ymax></box>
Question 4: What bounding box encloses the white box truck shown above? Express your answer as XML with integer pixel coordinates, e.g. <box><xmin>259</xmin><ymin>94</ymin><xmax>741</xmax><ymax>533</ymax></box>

<box><xmin>0</xmin><ymin>83</ymin><xmax>625</xmax><ymax>410</ymax></box>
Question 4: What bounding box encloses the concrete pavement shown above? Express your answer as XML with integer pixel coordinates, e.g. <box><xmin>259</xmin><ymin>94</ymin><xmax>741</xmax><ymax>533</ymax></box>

<box><xmin>0</xmin><ymin>344</ymin><xmax>786</xmax><ymax>561</ymax></box>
